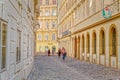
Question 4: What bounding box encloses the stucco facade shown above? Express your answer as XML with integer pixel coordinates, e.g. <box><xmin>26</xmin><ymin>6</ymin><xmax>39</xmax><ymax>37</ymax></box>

<box><xmin>58</xmin><ymin>0</ymin><xmax>120</xmax><ymax>69</ymax></box>
<box><xmin>0</xmin><ymin>0</ymin><xmax>36</xmax><ymax>80</ymax></box>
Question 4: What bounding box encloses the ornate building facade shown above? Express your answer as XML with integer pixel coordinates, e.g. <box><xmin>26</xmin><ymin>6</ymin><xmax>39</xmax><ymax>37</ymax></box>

<box><xmin>0</xmin><ymin>0</ymin><xmax>37</xmax><ymax>80</ymax></box>
<box><xmin>36</xmin><ymin>0</ymin><xmax>58</xmax><ymax>53</ymax></box>
<box><xmin>58</xmin><ymin>0</ymin><xmax>120</xmax><ymax>69</ymax></box>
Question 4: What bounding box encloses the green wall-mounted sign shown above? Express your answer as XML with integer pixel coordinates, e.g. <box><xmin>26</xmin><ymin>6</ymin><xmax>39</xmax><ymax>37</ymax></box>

<box><xmin>102</xmin><ymin>7</ymin><xmax>111</xmax><ymax>19</ymax></box>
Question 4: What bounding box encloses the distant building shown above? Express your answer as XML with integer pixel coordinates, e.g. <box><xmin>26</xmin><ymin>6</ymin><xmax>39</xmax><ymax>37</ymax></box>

<box><xmin>36</xmin><ymin>0</ymin><xmax>58</xmax><ymax>53</ymax></box>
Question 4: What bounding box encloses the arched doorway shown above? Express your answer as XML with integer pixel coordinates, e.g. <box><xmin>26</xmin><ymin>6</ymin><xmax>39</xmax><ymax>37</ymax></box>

<box><xmin>109</xmin><ymin>26</ymin><xmax>118</xmax><ymax>68</ymax></box>
<box><xmin>74</xmin><ymin>37</ymin><xmax>77</xmax><ymax>58</ymax></box>
<box><xmin>86</xmin><ymin>33</ymin><xmax>90</xmax><ymax>62</ymax></box>
<box><xmin>92</xmin><ymin>32</ymin><xmax>97</xmax><ymax>63</ymax></box>
<box><xmin>99</xmin><ymin>29</ymin><xmax>106</xmax><ymax>65</ymax></box>
<box><xmin>78</xmin><ymin>36</ymin><xmax>80</xmax><ymax>59</ymax></box>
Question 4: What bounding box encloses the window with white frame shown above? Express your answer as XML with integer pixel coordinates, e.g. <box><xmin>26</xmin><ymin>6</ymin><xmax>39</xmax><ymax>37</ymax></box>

<box><xmin>16</xmin><ymin>29</ymin><xmax>21</xmax><ymax>63</ymax></box>
<box><xmin>52</xmin><ymin>10</ymin><xmax>56</xmax><ymax>16</ymax></box>
<box><xmin>0</xmin><ymin>21</ymin><xmax>7</xmax><ymax>70</ymax></box>
<box><xmin>45</xmin><ymin>10</ymin><xmax>50</xmax><ymax>16</ymax></box>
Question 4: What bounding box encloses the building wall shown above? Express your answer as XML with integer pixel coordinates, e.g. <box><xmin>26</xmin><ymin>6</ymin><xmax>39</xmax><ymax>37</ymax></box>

<box><xmin>0</xmin><ymin>0</ymin><xmax>35</xmax><ymax>80</ymax></box>
<box><xmin>58</xmin><ymin>0</ymin><xmax>120</xmax><ymax>69</ymax></box>
<box><xmin>36</xmin><ymin>0</ymin><xmax>58</xmax><ymax>53</ymax></box>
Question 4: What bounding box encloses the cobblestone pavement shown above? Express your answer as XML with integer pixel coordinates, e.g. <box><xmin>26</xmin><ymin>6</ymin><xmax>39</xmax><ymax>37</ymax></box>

<box><xmin>28</xmin><ymin>54</ymin><xmax>120</xmax><ymax>80</ymax></box>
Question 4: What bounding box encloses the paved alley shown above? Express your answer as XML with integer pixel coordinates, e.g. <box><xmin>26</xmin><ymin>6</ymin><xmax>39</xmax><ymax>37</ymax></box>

<box><xmin>28</xmin><ymin>54</ymin><xmax>120</xmax><ymax>80</ymax></box>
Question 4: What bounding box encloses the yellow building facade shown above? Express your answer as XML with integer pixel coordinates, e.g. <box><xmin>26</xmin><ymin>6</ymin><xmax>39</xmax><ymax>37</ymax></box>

<box><xmin>36</xmin><ymin>0</ymin><xmax>58</xmax><ymax>53</ymax></box>
<box><xmin>58</xmin><ymin>0</ymin><xmax>120</xmax><ymax>69</ymax></box>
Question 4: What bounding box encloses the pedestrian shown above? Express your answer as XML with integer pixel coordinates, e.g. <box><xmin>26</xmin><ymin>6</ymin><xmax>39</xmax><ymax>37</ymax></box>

<box><xmin>48</xmin><ymin>49</ymin><xmax>50</xmax><ymax>56</ymax></box>
<box><xmin>58</xmin><ymin>48</ymin><xmax>61</xmax><ymax>57</ymax></box>
<box><xmin>62</xmin><ymin>47</ymin><xmax>66</xmax><ymax>60</ymax></box>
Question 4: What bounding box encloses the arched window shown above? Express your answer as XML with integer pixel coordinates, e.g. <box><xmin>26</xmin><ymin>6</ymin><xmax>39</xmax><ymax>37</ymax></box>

<box><xmin>92</xmin><ymin>32</ymin><xmax>96</xmax><ymax>54</ymax></box>
<box><xmin>82</xmin><ymin>35</ymin><xmax>84</xmax><ymax>53</ymax></box>
<box><xmin>100</xmin><ymin>30</ymin><xmax>105</xmax><ymax>54</ymax></box>
<box><xmin>86</xmin><ymin>34</ymin><xmax>90</xmax><ymax>53</ymax></box>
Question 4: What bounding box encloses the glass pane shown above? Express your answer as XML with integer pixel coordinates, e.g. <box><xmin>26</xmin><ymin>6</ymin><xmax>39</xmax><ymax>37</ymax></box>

<box><xmin>1</xmin><ymin>47</ymin><xmax>6</xmax><ymax>69</ymax></box>
<box><xmin>2</xmin><ymin>23</ymin><xmax>7</xmax><ymax>46</ymax></box>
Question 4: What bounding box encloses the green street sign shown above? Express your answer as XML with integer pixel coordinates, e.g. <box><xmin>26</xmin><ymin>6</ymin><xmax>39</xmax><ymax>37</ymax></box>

<box><xmin>102</xmin><ymin>7</ymin><xmax>111</xmax><ymax>19</ymax></box>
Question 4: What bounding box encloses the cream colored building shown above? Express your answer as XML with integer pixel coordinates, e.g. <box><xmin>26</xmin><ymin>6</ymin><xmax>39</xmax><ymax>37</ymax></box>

<box><xmin>0</xmin><ymin>0</ymin><xmax>37</xmax><ymax>80</ymax></box>
<box><xmin>36</xmin><ymin>0</ymin><xmax>58</xmax><ymax>53</ymax></box>
<box><xmin>58</xmin><ymin>0</ymin><xmax>120</xmax><ymax>69</ymax></box>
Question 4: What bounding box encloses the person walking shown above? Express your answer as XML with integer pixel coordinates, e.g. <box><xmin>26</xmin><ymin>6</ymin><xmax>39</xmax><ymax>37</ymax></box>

<box><xmin>62</xmin><ymin>47</ymin><xmax>66</xmax><ymax>60</ymax></box>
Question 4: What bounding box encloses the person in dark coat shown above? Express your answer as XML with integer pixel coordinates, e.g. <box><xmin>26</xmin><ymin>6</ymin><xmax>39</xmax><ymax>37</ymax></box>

<box><xmin>48</xmin><ymin>49</ymin><xmax>50</xmax><ymax>56</ymax></box>
<box><xmin>58</xmin><ymin>48</ymin><xmax>61</xmax><ymax>57</ymax></box>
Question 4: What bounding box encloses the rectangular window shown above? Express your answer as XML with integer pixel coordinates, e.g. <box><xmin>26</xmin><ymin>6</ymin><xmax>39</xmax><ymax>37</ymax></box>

<box><xmin>16</xmin><ymin>29</ymin><xmax>21</xmax><ymax>63</ymax></box>
<box><xmin>40</xmin><ymin>0</ymin><xmax>42</xmax><ymax>5</ymax></box>
<box><xmin>53</xmin><ymin>0</ymin><xmax>56</xmax><ymax>5</ymax></box>
<box><xmin>46</xmin><ymin>0</ymin><xmax>49</xmax><ymax>5</ymax></box>
<box><xmin>0</xmin><ymin>21</ymin><xmax>7</xmax><ymax>70</ymax></box>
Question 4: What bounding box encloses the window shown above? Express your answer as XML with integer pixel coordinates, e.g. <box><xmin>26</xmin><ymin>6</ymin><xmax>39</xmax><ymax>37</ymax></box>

<box><xmin>53</xmin><ymin>0</ymin><xmax>56</xmax><ymax>5</ymax></box>
<box><xmin>52</xmin><ymin>21</ymin><xmax>55</xmax><ymax>28</ymax></box>
<box><xmin>52</xmin><ymin>10</ymin><xmax>56</xmax><ymax>16</ymax></box>
<box><xmin>45</xmin><ymin>34</ymin><xmax>48</xmax><ymax>40</ymax></box>
<box><xmin>46</xmin><ymin>0</ymin><xmax>49</xmax><ymax>5</ymax></box>
<box><xmin>38</xmin><ymin>34</ymin><xmax>42</xmax><ymax>40</ymax></box>
<box><xmin>92</xmin><ymin>0</ymin><xmax>96</xmax><ymax>13</ymax></box>
<box><xmin>16</xmin><ymin>29</ymin><xmax>21</xmax><ymax>63</ymax></box>
<box><xmin>39</xmin><ymin>21</ymin><xmax>42</xmax><ymax>28</ymax></box>
<box><xmin>40</xmin><ymin>0</ymin><xmax>42</xmax><ymax>5</ymax></box>
<box><xmin>45</xmin><ymin>10</ymin><xmax>50</xmax><ymax>16</ymax></box>
<box><xmin>52</xmin><ymin>33</ymin><xmax>56</xmax><ymax>40</ymax></box>
<box><xmin>0</xmin><ymin>22</ymin><xmax>7</xmax><ymax>70</ymax></box>
<box><xmin>46</xmin><ymin>22</ymin><xmax>49</xmax><ymax>29</ymax></box>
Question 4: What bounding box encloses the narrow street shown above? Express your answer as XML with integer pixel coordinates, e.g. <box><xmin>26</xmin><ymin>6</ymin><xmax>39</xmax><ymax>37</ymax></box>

<box><xmin>28</xmin><ymin>54</ymin><xmax>120</xmax><ymax>80</ymax></box>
